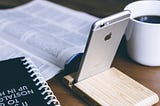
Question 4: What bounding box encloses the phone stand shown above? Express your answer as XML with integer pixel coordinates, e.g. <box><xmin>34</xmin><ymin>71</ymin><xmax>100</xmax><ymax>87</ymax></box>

<box><xmin>63</xmin><ymin>67</ymin><xmax>159</xmax><ymax>106</ymax></box>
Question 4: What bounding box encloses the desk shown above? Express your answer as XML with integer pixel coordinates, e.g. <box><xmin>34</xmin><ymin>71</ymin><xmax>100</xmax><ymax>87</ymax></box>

<box><xmin>0</xmin><ymin>0</ymin><xmax>159</xmax><ymax>106</ymax></box>
<box><xmin>48</xmin><ymin>39</ymin><xmax>160</xmax><ymax>106</ymax></box>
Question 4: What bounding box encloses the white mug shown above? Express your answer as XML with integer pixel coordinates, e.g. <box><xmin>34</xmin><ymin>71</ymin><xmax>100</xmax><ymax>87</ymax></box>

<box><xmin>124</xmin><ymin>0</ymin><xmax>160</xmax><ymax>66</ymax></box>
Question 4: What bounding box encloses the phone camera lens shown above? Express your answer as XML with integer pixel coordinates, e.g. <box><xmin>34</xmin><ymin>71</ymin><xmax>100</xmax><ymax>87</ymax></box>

<box><xmin>100</xmin><ymin>23</ymin><xmax>104</xmax><ymax>27</ymax></box>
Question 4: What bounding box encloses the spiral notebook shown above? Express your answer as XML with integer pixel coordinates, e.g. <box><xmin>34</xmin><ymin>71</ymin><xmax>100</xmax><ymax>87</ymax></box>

<box><xmin>0</xmin><ymin>57</ymin><xmax>60</xmax><ymax>106</ymax></box>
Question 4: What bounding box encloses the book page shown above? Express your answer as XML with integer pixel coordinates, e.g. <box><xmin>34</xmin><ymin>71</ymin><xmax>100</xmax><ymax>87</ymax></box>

<box><xmin>0</xmin><ymin>0</ymin><xmax>98</xmax><ymax>79</ymax></box>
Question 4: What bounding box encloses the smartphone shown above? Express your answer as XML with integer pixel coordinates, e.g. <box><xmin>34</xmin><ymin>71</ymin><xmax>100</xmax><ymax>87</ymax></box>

<box><xmin>75</xmin><ymin>11</ymin><xmax>130</xmax><ymax>82</ymax></box>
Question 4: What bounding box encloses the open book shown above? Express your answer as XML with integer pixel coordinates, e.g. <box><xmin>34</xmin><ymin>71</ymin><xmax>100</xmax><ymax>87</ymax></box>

<box><xmin>0</xmin><ymin>0</ymin><xmax>98</xmax><ymax>81</ymax></box>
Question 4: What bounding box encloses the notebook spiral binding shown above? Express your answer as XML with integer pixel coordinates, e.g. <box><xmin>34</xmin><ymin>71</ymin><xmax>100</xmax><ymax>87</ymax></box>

<box><xmin>21</xmin><ymin>57</ymin><xmax>61</xmax><ymax>106</ymax></box>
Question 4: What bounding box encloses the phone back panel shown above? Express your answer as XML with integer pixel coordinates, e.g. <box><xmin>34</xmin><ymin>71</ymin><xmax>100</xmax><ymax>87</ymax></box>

<box><xmin>76</xmin><ymin>11</ymin><xmax>130</xmax><ymax>82</ymax></box>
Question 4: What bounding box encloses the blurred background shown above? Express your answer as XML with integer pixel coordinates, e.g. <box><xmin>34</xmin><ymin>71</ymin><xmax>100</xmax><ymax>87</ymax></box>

<box><xmin>0</xmin><ymin>0</ymin><xmax>136</xmax><ymax>17</ymax></box>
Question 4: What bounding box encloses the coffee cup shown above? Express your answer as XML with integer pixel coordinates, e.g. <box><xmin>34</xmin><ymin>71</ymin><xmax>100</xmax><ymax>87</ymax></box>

<box><xmin>124</xmin><ymin>0</ymin><xmax>160</xmax><ymax>66</ymax></box>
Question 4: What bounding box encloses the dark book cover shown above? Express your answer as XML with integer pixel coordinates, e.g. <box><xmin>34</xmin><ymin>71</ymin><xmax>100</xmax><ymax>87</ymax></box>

<box><xmin>0</xmin><ymin>57</ymin><xmax>60</xmax><ymax>106</ymax></box>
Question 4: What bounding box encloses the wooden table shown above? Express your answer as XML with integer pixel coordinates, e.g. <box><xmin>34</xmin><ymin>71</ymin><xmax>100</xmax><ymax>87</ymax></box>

<box><xmin>48</xmin><ymin>37</ymin><xmax>160</xmax><ymax>106</ymax></box>
<box><xmin>0</xmin><ymin>0</ymin><xmax>159</xmax><ymax>105</ymax></box>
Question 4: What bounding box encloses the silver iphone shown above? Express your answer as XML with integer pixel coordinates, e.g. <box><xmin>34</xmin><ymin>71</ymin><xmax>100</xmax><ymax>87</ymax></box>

<box><xmin>75</xmin><ymin>11</ymin><xmax>130</xmax><ymax>82</ymax></box>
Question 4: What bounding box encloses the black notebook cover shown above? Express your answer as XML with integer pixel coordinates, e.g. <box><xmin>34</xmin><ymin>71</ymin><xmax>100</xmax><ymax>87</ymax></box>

<box><xmin>0</xmin><ymin>57</ymin><xmax>60</xmax><ymax>106</ymax></box>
